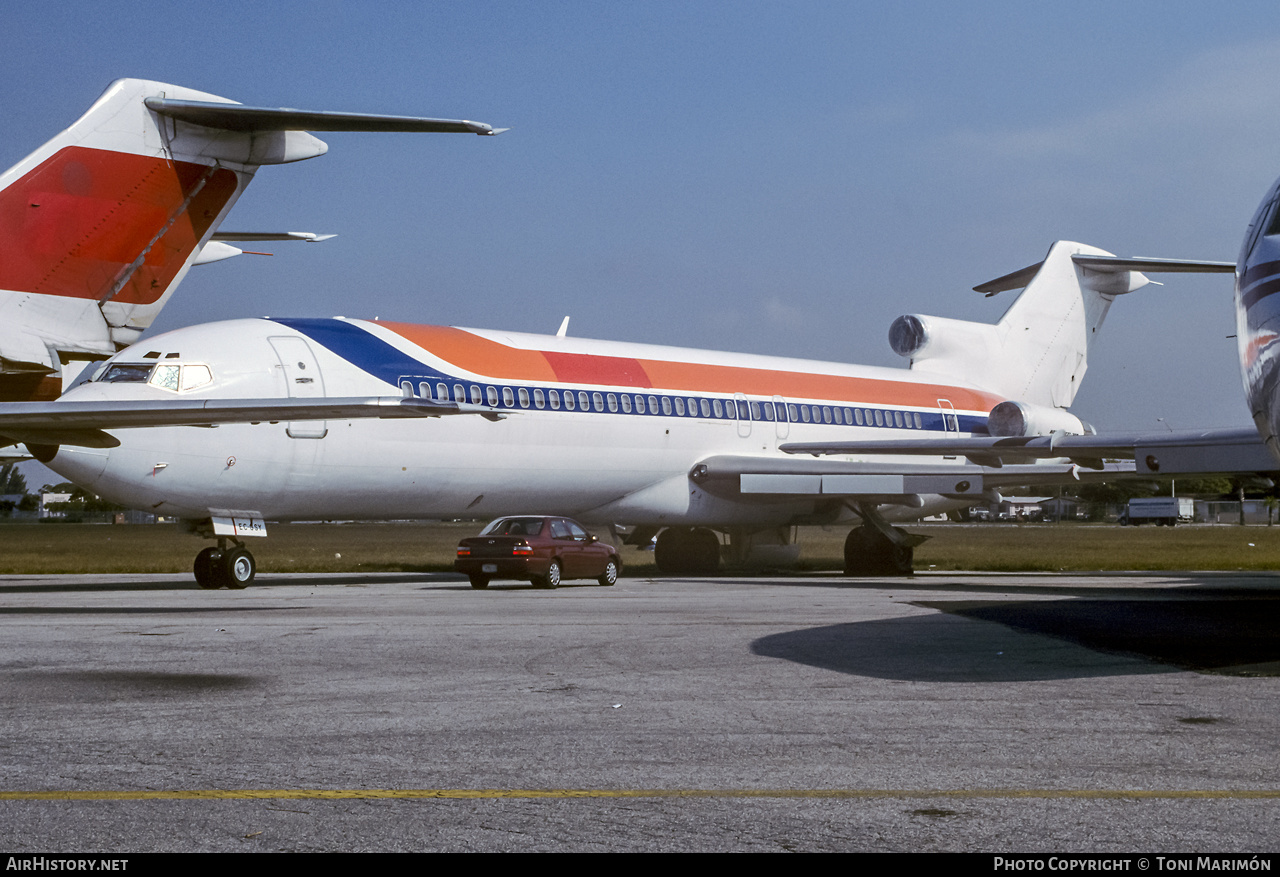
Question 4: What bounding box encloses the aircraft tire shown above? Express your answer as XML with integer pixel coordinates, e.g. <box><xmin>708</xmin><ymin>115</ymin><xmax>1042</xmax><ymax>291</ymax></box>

<box><xmin>654</xmin><ymin>527</ymin><xmax>720</xmax><ymax>575</ymax></box>
<box><xmin>469</xmin><ymin>575</ymin><xmax>490</xmax><ymax>589</ymax></box>
<box><xmin>844</xmin><ymin>526</ymin><xmax>913</xmax><ymax>576</ymax></box>
<box><xmin>222</xmin><ymin>547</ymin><xmax>255</xmax><ymax>590</ymax></box>
<box><xmin>194</xmin><ymin>548</ymin><xmax>222</xmax><ymax>589</ymax></box>
<box><xmin>891</xmin><ymin>544</ymin><xmax>914</xmax><ymax>575</ymax></box>
<box><xmin>692</xmin><ymin>528</ymin><xmax>720</xmax><ymax>574</ymax></box>
<box><xmin>654</xmin><ymin>528</ymin><xmax>691</xmax><ymax>575</ymax></box>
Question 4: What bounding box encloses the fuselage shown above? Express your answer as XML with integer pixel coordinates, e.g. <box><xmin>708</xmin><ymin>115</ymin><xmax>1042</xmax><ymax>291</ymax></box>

<box><xmin>1237</xmin><ymin>176</ymin><xmax>1280</xmax><ymax>462</ymax></box>
<box><xmin>46</xmin><ymin>317</ymin><xmax>1006</xmax><ymax>527</ymax></box>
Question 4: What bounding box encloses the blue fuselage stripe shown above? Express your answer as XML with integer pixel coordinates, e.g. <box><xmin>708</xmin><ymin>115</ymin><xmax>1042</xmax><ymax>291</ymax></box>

<box><xmin>269</xmin><ymin>318</ymin><xmax>988</xmax><ymax>434</ymax></box>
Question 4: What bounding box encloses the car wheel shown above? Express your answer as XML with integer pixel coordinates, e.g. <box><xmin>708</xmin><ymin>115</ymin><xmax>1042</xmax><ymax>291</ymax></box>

<box><xmin>534</xmin><ymin>559</ymin><xmax>562</xmax><ymax>589</ymax></box>
<box><xmin>598</xmin><ymin>558</ymin><xmax>619</xmax><ymax>587</ymax></box>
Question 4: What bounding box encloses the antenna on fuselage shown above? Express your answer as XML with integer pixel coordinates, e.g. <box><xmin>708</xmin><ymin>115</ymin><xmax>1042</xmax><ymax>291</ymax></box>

<box><xmin>556</xmin><ymin>316</ymin><xmax>570</xmax><ymax>338</ymax></box>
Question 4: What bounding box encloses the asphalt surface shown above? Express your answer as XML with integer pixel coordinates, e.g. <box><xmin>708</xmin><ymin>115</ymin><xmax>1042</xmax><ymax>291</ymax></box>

<box><xmin>2</xmin><ymin>569</ymin><xmax>1279</xmax><ymax>852</ymax></box>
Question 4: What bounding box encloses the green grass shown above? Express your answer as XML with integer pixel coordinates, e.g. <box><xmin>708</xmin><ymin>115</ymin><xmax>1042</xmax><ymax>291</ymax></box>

<box><xmin>1</xmin><ymin>521</ymin><xmax>1278</xmax><ymax>575</ymax></box>
<box><xmin>802</xmin><ymin>523</ymin><xmax>1280</xmax><ymax>572</ymax></box>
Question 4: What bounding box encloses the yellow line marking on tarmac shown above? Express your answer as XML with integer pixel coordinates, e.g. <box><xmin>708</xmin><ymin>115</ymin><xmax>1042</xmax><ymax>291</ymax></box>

<box><xmin>3</xmin><ymin>789</ymin><xmax>1280</xmax><ymax>801</ymax></box>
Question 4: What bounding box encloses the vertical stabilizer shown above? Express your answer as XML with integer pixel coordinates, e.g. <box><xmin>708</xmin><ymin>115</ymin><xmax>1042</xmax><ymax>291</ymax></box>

<box><xmin>0</xmin><ymin>78</ymin><xmax>502</xmax><ymax>401</ymax></box>
<box><xmin>890</xmin><ymin>241</ymin><xmax>1150</xmax><ymax>409</ymax></box>
<box><xmin>0</xmin><ymin>81</ymin><xmax>275</xmax><ymax>387</ymax></box>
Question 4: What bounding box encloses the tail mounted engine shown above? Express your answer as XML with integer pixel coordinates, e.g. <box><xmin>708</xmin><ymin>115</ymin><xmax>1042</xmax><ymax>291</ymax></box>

<box><xmin>987</xmin><ymin>400</ymin><xmax>1093</xmax><ymax>437</ymax></box>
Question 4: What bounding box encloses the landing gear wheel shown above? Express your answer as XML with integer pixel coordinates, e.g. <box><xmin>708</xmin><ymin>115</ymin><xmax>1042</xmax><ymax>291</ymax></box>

<box><xmin>654</xmin><ymin>528</ymin><xmax>721</xmax><ymax>575</ymax></box>
<box><xmin>693</xmin><ymin>528</ymin><xmax>720</xmax><ymax>573</ymax></box>
<box><xmin>221</xmin><ymin>547</ymin><xmax>256</xmax><ymax>589</ymax></box>
<box><xmin>843</xmin><ymin>526</ymin><xmax>913</xmax><ymax>576</ymax></box>
<box><xmin>194</xmin><ymin>547</ymin><xmax>223</xmax><ymax>589</ymax></box>
<box><xmin>469</xmin><ymin>575</ymin><xmax>490</xmax><ymax>589</ymax></box>
<box><xmin>598</xmin><ymin>558</ymin><xmax>619</xmax><ymax>587</ymax></box>
<box><xmin>534</xmin><ymin>559</ymin><xmax>562</xmax><ymax>589</ymax></box>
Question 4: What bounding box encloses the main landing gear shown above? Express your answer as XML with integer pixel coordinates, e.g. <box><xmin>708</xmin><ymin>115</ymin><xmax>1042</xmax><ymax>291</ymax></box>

<box><xmin>653</xmin><ymin>527</ymin><xmax>721</xmax><ymax>575</ymax></box>
<box><xmin>842</xmin><ymin>503</ymin><xmax>928</xmax><ymax>576</ymax></box>
<box><xmin>194</xmin><ymin>539</ymin><xmax>257</xmax><ymax>590</ymax></box>
<box><xmin>842</xmin><ymin>526</ymin><xmax>914</xmax><ymax>576</ymax></box>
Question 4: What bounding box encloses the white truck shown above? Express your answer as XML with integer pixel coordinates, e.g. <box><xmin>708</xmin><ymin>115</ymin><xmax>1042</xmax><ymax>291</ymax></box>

<box><xmin>1122</xmin><ymin>497</ymin><xmax>1196</xmax><ymax>526</ymax></box>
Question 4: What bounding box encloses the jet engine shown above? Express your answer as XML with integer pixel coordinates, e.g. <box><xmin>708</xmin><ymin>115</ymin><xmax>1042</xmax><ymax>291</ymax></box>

<box><xmin>987</xmin><ymin>400</ymin><xmax>1094</xmax><ymax>437</ymax></box>
<box><xmin>887</xmin><ymin>314</ymin><xmax>1000</xmax><ymax>364</ymax></box>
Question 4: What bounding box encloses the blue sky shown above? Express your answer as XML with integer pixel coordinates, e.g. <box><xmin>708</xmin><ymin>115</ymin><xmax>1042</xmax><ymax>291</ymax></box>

<box><xmin>6</xmin><ymin>1</ymin><xmax>1280</xmax><ymax>482</ymax></box>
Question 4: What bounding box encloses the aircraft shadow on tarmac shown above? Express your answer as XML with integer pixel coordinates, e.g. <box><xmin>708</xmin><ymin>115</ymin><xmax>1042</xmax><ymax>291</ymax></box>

<box><xmin>751</xmin><ymin>581</ymin><xmax>1280</xmax><ymax>681</ymax></box>
<box><xmin>7</xmin><ymin>669</ymin><xmax>262</xmax><ymax>702</ymax></box>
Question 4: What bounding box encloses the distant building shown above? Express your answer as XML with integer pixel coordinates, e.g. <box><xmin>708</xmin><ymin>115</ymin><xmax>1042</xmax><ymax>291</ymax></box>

<box><xmin>1039</xmin><ymin>496</ymin><xmax>1085</xmax><ymax>521</ymax></box>
<box><xmin>40</xmin><ymin>493</ymin><xmax>73</xmax><ymax>518</ymax></box>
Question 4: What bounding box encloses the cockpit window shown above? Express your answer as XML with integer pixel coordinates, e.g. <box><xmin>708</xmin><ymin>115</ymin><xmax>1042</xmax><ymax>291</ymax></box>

<box><xmin>181</xmin><ymin>365</ymin><xmax>213</xmax><ymax>391</ymax></box>
<box><xmin>95</xmin><ymin>361</ymin><xmax>214</xmax><ymax>392</ymax></box>
<box><xmin>100</xmin><ymin>364</ymin><xmax>154</xmax><ymax>383</ymax></box>
<box><xmin>1265</xmin><ymin>199</ymin><xmax>1280</xmax><ymax>238</ymax></box>
<box><xmin>150</xmin><ymin>364</ymin><xmax>181</xmax><ymax>391</ymax></box>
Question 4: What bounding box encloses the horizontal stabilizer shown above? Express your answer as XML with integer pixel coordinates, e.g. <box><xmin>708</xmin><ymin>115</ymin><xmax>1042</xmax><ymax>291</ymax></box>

<box><xmin>973</xmin><ymin>261</ymin><xmax>1044</xmax><ymax>295</ymax></box>
<box><xmin>1070</xmin><ymin>255</ymin><xmax>1235</xmax><ymax>274</ymax></box>
<box><xmin>195</xmin><ymin>232</ymin><xmax>338</xmax><ymax>265</ymax></box>
<box><xmin>975</xmin><ymin>254</ymin><xmax>1235</xmax><ymax>295</ymax></box>
<box><xmin>145</xmin><ymin>99</ymin><xmax>506</xmax><ymax>135</ymax></box>
<box><xmin>211</xmin><ymin>232</ymin><xmax>336</xmax><ymax>243</ymax></box>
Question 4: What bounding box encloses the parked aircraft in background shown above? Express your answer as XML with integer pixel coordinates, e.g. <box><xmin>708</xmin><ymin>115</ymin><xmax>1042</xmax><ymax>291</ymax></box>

<box><xmin>3</xmin><ymin>80</ymin><xmax>1276</xmax><ymax>590</ymax></box>
<box><xmin>0</xmin><ymin>78</ymin><xmax>502</xmax><ymax>403</ymax></box>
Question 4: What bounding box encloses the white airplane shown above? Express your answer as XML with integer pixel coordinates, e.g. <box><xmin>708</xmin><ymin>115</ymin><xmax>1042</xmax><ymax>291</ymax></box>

<box><xmin>2</xmin><ymin>245</ymin><xmax>1235</xmax><ymax>586</ymax></box>
<box><xmin>0</xmin><ymin>78</ymin><xmax>503</xmax><ymax>403</ymax></box>
<box><xmin>2</xmin><ymin>83</ymin><xmax>1274</xmax><ymax>590</ymax></box>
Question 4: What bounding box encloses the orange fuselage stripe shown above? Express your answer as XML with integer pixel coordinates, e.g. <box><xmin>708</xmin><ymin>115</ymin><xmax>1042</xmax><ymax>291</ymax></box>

<box><xmin>375</xmin><ymin>321</ymin><xmax>1003</xmax><ymax>411</ymax></box>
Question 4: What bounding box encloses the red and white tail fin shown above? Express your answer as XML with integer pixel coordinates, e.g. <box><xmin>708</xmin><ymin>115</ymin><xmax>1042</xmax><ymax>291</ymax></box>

<box><xmin>0</xmin><ymin>78</ymin><xmax>501</xmax><ymax>401</ymax></box>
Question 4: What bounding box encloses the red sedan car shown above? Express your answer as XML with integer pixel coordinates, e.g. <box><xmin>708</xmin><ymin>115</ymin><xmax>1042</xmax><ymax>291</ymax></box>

<box><xmin>455</xmin><ymin>516</ymin><xmax>621</xmax><ymax>589</ymax></box>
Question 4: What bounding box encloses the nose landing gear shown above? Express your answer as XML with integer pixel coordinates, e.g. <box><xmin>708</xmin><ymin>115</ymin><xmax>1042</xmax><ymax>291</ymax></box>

<box><xmin>193</xmin><ymin>539</ymin><xmax>257</xmax><ymax>589</ymax></box>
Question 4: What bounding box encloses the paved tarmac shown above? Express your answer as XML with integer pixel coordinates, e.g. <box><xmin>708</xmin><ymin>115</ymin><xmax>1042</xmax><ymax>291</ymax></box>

<box><xmin>2</xmin><ymin>569</ymin><xmax>1279</xmax><ymax>852</ymax></box>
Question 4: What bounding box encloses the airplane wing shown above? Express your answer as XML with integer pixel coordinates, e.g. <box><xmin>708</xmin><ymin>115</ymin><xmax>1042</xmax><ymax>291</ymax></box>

<box><xmin>0</xmin><ymin>396</ymin><xmax>502</xmax><ymax>450</ymax></box>
<box><xmin>779</xmin><ymin>427</ymin><xmax>1277</xmax><ymax>476</ymax></box>
<box><xmin>688</xmin><ymin>454</ymin><xmax>1133</xmax><ymax>505</ymax></box>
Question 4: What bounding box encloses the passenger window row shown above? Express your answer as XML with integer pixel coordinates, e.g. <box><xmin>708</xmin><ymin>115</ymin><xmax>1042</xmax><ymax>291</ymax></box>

<box><xmin>398</xmin><ymin>378</ymin><xmax>942</xmax><ymax>430</ymax></box>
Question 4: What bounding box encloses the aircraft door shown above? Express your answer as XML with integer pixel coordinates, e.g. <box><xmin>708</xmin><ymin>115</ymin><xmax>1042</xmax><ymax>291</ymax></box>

<box><xmin>937</xmin><ymin>398</ymin><xmax>959</xmax><ymax>433</ymax></box>
<box><xmin>773</xmin><ymin>395</ymin><xmax>789</xmax><ymax>443</ymax></box>
<box><xmin>734</xmin><ymin>393</ymin><xmax>751</xmax><ymax>438</ymax></box>
<box><xmin>270</xmin><ymin>336</ymin><xmax>328</xmax><ymax>439</ymax></box>
<box><xmin>937</xmin><ymin>398</ymin><xmax>958</xmax><ymax>459</ymax></box>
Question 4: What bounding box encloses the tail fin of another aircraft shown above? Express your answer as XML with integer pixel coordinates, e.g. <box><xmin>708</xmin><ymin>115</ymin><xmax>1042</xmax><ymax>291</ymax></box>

<box><xmin>0</xmin><ymin>78</ymin><xmax>500</xmax><ymax>401</ymax></box>
<box><xmin>889</xmin><ymin>241</ymin><xmax>1156</xmax><ymax>410</ymax></box>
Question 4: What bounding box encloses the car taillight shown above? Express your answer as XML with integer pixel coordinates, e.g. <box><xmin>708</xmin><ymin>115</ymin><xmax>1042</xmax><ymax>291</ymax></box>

<box><xmin>512</xmin><ymin>542</ymin><xmax>533</xmax><ymax>555</ymax></box>
<box><xmin>456</xmin><ymin>546</ymin><xmax>471</xmax><ymax>557</ymax></box>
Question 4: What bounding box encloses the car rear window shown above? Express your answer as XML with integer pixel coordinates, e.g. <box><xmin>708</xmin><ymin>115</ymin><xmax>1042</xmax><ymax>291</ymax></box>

<box><xmin>479</xmin><ymin>518</ymin><xmax>546</xmax><ymax>537</ymax></box>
